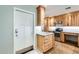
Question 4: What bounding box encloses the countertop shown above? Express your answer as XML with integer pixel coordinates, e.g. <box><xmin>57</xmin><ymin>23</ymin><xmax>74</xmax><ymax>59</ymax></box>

<box><xmin>49</xmin><ymin>29</ymin><xmax>79</xmax><ymax>34</ymax></box>
<box><xmin>63</xmin><ymin>31</ymin><xmax>79</xmax><ymax>34</ymax></box>
<box><xmin>36</xmin><ymin>32</ymin><xmax>54</xmax><ymax>36</ymax></box>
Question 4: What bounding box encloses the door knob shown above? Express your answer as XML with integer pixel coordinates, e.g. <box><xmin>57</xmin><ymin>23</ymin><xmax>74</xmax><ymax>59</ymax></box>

<box><xmin>15</xmin><ymin>29</ymin><xmax>18</xmax><ymax>33</ymax></box>
<box><xmin>15</xmin><ymin>29</ymin><xmax>18</xmax><ymax>37</ymax></box>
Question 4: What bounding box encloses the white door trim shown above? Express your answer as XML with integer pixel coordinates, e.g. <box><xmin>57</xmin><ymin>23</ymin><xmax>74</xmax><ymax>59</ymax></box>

<box><xmin>13</xmin><ymin>7</ymin><xmax>35</xmax><ymax>54</ymax></box>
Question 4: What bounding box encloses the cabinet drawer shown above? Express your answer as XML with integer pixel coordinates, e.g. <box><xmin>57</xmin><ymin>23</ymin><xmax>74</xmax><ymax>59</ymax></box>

<box><xmin>43</xmin><ymin>43</ymin><xmax>52</xmax><ymax>52</ymax></box>
<box><xmin>37</xmin><ymin>34</ymin><xmax>54</xmax><ymax>53</ymax></box>
<box><xmin>44</xmin><ymin>38</ymin><xmax>53</xmax><ymax>44</ymax></box>
<box><xmin>44</xmin><ymin>35</ymin><xmax>53</xmax><ymax>43</ymax></box>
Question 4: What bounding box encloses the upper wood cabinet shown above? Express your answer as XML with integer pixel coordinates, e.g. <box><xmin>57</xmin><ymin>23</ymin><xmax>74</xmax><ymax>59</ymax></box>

<box><xmin>71</xmin><ymin>12</ymin><xmax>79</xmax><ymax>26</ymax></box>
<box><xmin>36</xmin><ymin>5</ymin><xmax>45</xmax><ymax>26</ymax></box>
<box><xmin>65</xmin><ymin>12</ymin><xmax>79</xmax><ymax>26</ymax></box>
<box><xmin>44</xmin><ymin>17</ymin><xmax>49</xmax><ymax>32</ymax></box>
<box><xmin>64</xmin><ymin>14</ymin><xmax>72</xmax><ymax>26</ymax></box>
<box><xmin>49</xmin><ymin>17</ymin><xmax>55</xmax><ymax>26</ymax></box>
<box><xmin>45</xmin><ymin>11</ymin><xmax>79</xmax><ymax>26</ymax></box>
<box><xmin>44</xmin><ymin>17</ymin><xmax>54</xmax><ymax>31</ymax></box>
<box><xmin>54</xmin><ymin>15</ymin><xmax>65</xmax><ymax>26</ymax></box>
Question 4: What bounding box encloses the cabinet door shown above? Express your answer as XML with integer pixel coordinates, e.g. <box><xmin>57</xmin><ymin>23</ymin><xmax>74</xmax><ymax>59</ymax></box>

<box><xmin>44</xmin><ymin>18</ymin><xmax>49</xmax><ymax>32</ymax></box>
<box><xmin>70</xmin><ymin>12</ymin><xmax>79</xmax><ymax>26</ymax></box>
<box><xmin>43</xmin><ymin>35</ymin><xmax>52</xmax><ymax>52</ymax></box>
<box><xmin>37</xmin><ymin>35</ymin><xmax>44</xmax><ymax>52</ymax></box>
<box><xmin>54</xmin><ymin>15</ymin><xmax>66</xmax><ymax>26</ymax></box>
<box><xmin>65</xmin><ymin>14</ymin><xmax>71</xmax><ymax>26</ymax></box>
<box><xmin>60</xmin><ymin>32</ymin><xmax>65</xmax><ymax>42</ymax></box>
<box><xmin>49</xmin><ymin>17</ymin><xmax>54</xmax><ymax>26</ymax></box>
<box><xmin>77</xmin><ymin>13</ymin><xmax>79</xmax><ymax>26</ymax></box>
<box><xmin>71</xmin><ymin>13</ymin><xmax>75</xmax><ymax>26</ymax></box>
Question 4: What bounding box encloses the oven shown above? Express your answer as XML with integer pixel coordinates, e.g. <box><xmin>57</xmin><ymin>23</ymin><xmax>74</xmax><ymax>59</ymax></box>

<box><xmin>54</xmin><ymin>28</ymin><xmax>63</xmax><ymax>41</ymax></box>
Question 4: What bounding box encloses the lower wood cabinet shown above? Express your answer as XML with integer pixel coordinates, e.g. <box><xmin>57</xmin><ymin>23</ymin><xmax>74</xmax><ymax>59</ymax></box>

<box><xmin>60</xmin><ymin>32</ymin><xmax>79</xmax><ymax>46</ymax></box>
<box><xmin>60</xmin><ymin>32</ymin><xmax>65</xmax><ymax>42</ymax></box>
<box><xmin>37</xmin><ymin>34</ymin><xmax>55</xmax><ymax>53</ymax></box>
<box><xmin>78</xmin><ymin>35</ymin><xmax>79</xmax><ymax>46</ymax></box>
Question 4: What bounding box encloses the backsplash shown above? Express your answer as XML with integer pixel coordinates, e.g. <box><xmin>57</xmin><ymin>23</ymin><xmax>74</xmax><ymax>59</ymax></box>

<box><xmin>49</xmin><ymin>26</ymin><xmax>79</xmax><ymax>33</ymax></box>
<box><xmin>35</xmin><ymin>26</ymin><xmax>42</xmax><ymax>33</ymax></box>
<box><xmin>35</xmin><ymin>26</ymin><xmax>79</xmax><ymax>33</ymax></box>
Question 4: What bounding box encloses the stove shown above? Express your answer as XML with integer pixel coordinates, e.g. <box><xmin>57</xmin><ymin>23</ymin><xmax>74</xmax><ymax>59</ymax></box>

<box><xmin>54</xmin><ymin>28</ymin><xmax>63</xmax><ymax>41</ymax></box>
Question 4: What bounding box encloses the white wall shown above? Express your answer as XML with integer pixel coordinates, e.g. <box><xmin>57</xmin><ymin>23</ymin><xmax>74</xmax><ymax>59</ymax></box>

<box><xmin>0</xmin><ymin>6</ymin><xmax>13</xmax><ymax>54</ymax></box>
<box><xmin>49</xmin><ymin>26</ymin><xmax>79</xmax><ymax>33</ymax></box>
<box><xmin>35</xmin><ymin>26</ymin><xmax>42</xmax><ymax>34</ymax></box>
<box><xmin>35</xmin><ymin>26</ymin><xmax>79</xmax><ymax>33</ymax></box>
<box><xmin>0</xmin><ymin>5</ymin><xmax>36</xmax><ymax>54</ymax></box>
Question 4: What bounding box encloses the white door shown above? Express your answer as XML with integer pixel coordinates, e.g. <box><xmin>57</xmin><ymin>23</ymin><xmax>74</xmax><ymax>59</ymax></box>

<box><xmin>14</xmin><ymin>8</ymin><xmax>34</xmax><ymax>52</ymax></box>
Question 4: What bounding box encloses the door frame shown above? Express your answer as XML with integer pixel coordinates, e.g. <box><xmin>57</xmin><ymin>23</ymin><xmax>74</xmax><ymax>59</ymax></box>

<box><xmin>13</xmin><ymin>7</ymin><xmax>35</xmax><ymax>54</ymax></box>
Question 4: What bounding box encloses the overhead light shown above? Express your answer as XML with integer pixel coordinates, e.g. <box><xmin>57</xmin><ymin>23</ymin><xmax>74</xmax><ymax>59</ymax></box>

<box><xmin>65</xmin><ymin>7</ymin><xmax>71</xmax><ymax>10</ymax></box>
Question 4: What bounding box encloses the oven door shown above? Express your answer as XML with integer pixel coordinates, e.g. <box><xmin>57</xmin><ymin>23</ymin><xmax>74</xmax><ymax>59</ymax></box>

<box><xmin>54</xmin><ymin>31</ymin><xmax>61</xmax><ymax>41</ymax></box>
<box><xmin>55</xmin><ymin>32</ymin><xmax>60</xmax><ymax>37</ymax></box>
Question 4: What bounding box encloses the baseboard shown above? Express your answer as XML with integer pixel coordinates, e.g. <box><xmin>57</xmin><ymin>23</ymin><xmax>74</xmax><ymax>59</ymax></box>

<box><xmin>16</xmin><ymin>45</ymin><xmax>33</xmax><ymax>54</ymax></box>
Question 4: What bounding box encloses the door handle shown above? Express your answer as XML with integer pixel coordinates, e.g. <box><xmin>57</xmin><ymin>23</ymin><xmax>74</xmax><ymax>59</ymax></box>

<box><xmin>15</xmin><ymin>29</ymin><xmax>18</xmax><ymax>37</ymax></box>
<box><xmin>15</xmin><ymin>29</ymin><xmax>18</xmax><ymax>33</ymax></box>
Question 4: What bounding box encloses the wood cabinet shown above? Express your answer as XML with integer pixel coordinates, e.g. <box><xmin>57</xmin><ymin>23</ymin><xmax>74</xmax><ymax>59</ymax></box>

<box><xmin>54</xmin><ymin>15</ymin><xmax>66</xmax><ymax>26</ymax></box>
<box><xmin>64</xmin><ymin>14</ymin><xmax>72</xmax><ymax>26</ymax></box>
<box><xmin>78</xmin><ymin>35</ymin><xmax>79</xmax><ymax>46</ymax></box>
<box><xmin>44</xmin><ymin>14</ymin><xmax>66</xmax><ymax>27</ymax></box>
<box><xmin>44</xmin><ymin>17</ymin><xmax>49</xmax><ymax>32</ymax></box>
<box><xmin>36</xmin><ymin>5</ymin><xmax>45</xmax><ymax>26</ymax></box>
<box><xmin>60</xmin><ymin>32</ymin><xmax>79</xmax><ymax>46</ymax></box>
<box><xmin>60</xmin><ymin>32</ymin><xmax>65</xmax><ymax>42</ymax></box>
<box><xmin>70</xmin><ymin>12</ymin><xmax>79</xmax><ymax>26</ymax></box>
<box><xmin>45</xmin><ymin>11</ymin><xmax>79</xmax><ymax>26</ymax></box>
<box><xmin>65</xmin><ymin>12</ymin><xmax>79</xmax><ymax>26</ymax></box>
<box><xmin>37</xmin><ymin>34</ymin><xmax>55</xmax><ymax>53</ymax></box>
<box><xmin>47</xmin><ymin>17</ymin><xmax>54</xmax><ymax>26</ymax></box>
<box><xmin>44</xmin><ymin>17</ymin><xmax>54</xmax><ymax>31</ymax></box>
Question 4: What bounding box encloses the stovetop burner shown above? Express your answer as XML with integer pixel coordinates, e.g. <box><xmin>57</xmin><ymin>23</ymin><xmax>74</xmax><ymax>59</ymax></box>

<box><xmin>55</xmin><ymin>28</ymin><xmax>63</xmax><ymax>32</ymax></box>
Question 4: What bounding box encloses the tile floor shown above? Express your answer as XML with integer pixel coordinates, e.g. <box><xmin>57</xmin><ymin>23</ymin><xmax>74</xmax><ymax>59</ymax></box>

<box><xmin>26</xmin><ymin>41</ymin><xmax>79</xmax><ymax>54</ymax></box>
<box><xmin>26</xmin><ymin>50</ymin><xmax>40</xmax><ymax>54</ymax></box>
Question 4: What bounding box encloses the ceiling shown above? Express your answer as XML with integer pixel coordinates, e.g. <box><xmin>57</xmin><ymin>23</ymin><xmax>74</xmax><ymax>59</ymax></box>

<box><xmin>45</xmin><ymin>5</ymin><xmax>79</xmax><ymax>17</ymax></box>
